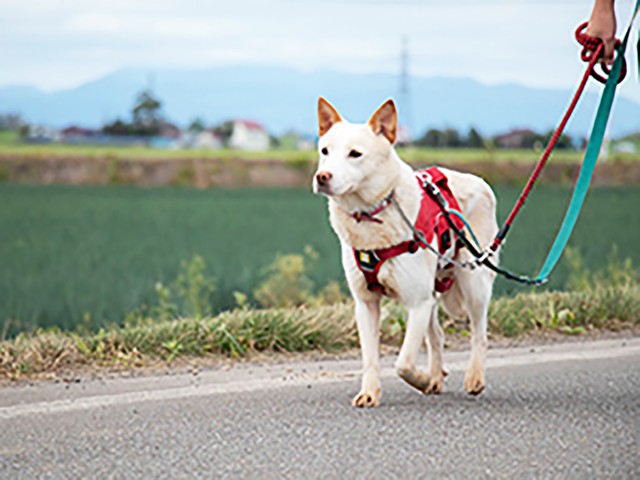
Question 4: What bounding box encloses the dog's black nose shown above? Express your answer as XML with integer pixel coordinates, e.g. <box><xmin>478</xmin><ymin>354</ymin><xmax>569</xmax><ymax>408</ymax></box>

<box><xmin>316</xmin><ymin>171</ymin><xmax>332</xmax><ymax>186</ymax></box>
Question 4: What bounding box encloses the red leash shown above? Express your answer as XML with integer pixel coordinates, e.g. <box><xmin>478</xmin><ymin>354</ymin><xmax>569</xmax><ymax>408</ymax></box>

<box><xmin>489</xmin><ymin>22</ymin><xmax>627</xmax><ymax>253</ymax></box>
<box><xmin>575</xmin><ymin>22</ymin><xmax>628</xmax><ymax>84</ymax></box>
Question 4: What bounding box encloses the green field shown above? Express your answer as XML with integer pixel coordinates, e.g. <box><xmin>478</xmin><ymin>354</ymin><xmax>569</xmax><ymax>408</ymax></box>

<box><xmin>1</xmin><ymin>184</ymin><xmax>638</xmax><ymax>336</ymax></box>
<box><xmin>3</xmin><ymin>141</ymin><xmax>640</xmax><ymax>164</ymax></box>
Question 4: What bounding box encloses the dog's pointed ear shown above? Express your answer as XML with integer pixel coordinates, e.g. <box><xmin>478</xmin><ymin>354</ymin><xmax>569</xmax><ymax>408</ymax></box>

<box><xmin>368</xmin><ymin>99</ymin><xmax>397</xmax><ymax>144</ymax></box>
<box><xmin>318</xmin><ymin>97</ymin><xmax>342</xmax><ymax>136</ymax></box>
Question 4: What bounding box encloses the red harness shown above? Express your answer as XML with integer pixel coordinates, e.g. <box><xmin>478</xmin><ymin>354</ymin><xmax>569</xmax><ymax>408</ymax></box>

<box><xmin>353</xmin><ymin>167</ymin><xmax>465</xmax><ymax>294</ymax></box>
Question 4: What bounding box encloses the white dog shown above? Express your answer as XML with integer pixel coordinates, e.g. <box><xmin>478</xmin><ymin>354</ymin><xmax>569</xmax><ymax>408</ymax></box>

<box><xmin>313</xmin><ymin>98</ymin><xmax>499</xmax><ymax>407</ymax></box>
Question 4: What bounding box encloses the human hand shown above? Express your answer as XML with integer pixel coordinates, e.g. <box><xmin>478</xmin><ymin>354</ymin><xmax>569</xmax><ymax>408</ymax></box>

<box><xmin>586</xmin><ymin>1</ymin><xmax>617</xmax><ymax>64</ymax></box>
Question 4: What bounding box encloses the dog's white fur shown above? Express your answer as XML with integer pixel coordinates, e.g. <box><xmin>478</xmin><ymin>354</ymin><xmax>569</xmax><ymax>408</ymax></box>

<box><xmin>313</xmin><ymin>98</ymin><xmax>498</xmax><ymax>407</ymax></box>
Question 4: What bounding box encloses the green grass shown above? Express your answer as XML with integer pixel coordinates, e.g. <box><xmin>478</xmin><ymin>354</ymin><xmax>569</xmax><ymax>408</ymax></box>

<box><xmin>2</xmin><ymin>275</ymin><xmax>638</xmax><ymax>379</ymax></box>
<box><xmin>0</xmin><ymin>144</ymin><xmax>314</xmax><ymax>161</ymax></box>
<box><xmin>1</xmin><ymin>184</ymin><xmax>639</xmax><ymax>336</ymax></box>
<box><xmin>398</xmin><ymin>147</ymin><xmax>582</xmax><ymax>164</ymax></box>
<box><xmin>0</xmin><ymin>131</ymin><xmax>19</xmax><ymax>145</ymax></box>
<box><xmin>2</xmin><ymin>143</ymin><xmax>638</xmax><ymax>164</ymax></box>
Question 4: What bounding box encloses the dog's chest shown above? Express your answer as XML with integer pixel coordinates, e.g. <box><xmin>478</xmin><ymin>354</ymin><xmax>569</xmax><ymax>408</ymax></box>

<box><xmin>333</xmin><ymin>167</ymin><xmax>465</xmax><ymax>296</ymax></box>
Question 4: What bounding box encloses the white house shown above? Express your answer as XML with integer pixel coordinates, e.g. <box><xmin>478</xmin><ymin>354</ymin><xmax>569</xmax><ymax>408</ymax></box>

<box><xmin>228</xmin><ymin>120</ymin><xmax>270</xmax><ymax>151</ymax></box>
<box><xmin>612</xmin><ymin>141</ymin><xmax>637</xmax><ymax>154</ymax></box>
<box><xmin>194</xmin><ymin>130</ymin><xmax>222</xmax><ymax>149</ymax></box>
<box><xmin>26</xmin><ymin>125</ymin><xmax>61</xmax><ymax>144</ymax></box>
<box><xmin>181</xmin><ymin>129</ymin><xmax>222</xmax><ymax>149</ymax></box>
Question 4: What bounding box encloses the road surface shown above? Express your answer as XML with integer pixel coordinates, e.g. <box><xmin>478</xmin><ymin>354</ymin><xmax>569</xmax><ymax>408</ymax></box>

<box><xmin>1</xmin><ymin>338</ymin><xmax>639</xmax><ymax>478</ymax></box>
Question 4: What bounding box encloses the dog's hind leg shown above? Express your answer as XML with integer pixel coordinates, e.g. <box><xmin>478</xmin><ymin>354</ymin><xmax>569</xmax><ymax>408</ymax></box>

<box><xmin>395</xmin><ymin>296</ymin><xmax>436</xmax><ymax>393</ymax></box>
<box><xmin>457</xmin><ymin>268</ymin><xmax>495</xmax><ymax>395</ymax></box>
<box><xmin>424</xmin><ymin>304</ymin><xmax>446</xmax><ymax>394</ymax></box>
<box><xmin>352</xmin><ymin>298</ymin><xmax>382</xmax><ymax>407</ymax></box>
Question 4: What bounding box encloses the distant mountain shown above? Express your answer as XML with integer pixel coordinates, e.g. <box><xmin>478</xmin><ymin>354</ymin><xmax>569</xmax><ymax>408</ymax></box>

<box><xmin>1</xmin><ymin>66</ymin><xmax>639</xmax><ymax>138</ymax></box>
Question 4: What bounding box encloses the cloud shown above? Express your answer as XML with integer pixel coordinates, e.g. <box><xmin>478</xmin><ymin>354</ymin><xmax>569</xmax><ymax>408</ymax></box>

<box><xmin>65</xmin><ymin>13</ymin><xmax>122</xmax><ymax>33</ymax></box>
<box><xmin>0</xmin><ymin>0</ymin><xmax>638</xmax><ymax>103</ymax></box>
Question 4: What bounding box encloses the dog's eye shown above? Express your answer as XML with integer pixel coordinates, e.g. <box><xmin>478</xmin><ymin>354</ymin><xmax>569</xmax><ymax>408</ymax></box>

<box><xmin>321</xmin><ymin>147</ymin><xmax>329</xmax><ymax>156</ymax></box>
<box><xmin>348</xmin><ymin>150</ymin><xmax>362</xmax><ymax>158</ymax></box>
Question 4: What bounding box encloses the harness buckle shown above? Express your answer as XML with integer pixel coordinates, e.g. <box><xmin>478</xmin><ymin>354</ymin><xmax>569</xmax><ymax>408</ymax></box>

<box><xmin>356</xmin><ymin>250</ymin><xmax>381</xmax><ymax>272</ymax></box>
<box><xmin>475</xmin><ymin>250</ymin><xmax>492</xmax><ymax>266</ymax></box>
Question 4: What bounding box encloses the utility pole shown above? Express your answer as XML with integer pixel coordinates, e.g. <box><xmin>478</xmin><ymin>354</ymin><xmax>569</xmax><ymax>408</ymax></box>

<box><xmin>147</xmin><ymin>72</ymin><xmax>156</xmax><ymax>93</ymax></box>
<box><xmin>398</xmin><ymin>36</ymin><xmax>413</xmax><ymax>144</ymax></box>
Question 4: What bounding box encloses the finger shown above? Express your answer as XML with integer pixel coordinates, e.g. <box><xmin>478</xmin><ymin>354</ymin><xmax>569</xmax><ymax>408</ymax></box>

<box><xmin>602</xmin><ymin>40</ymin><xmax>615</xmax><ymax>65</ymax></box>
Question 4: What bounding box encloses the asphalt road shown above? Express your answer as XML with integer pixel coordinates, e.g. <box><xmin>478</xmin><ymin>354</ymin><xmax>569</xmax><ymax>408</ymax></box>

<box><xmin>1</xmin><ymin>338</ymin><xmax>639</xmax><ymax>479</ymax></box>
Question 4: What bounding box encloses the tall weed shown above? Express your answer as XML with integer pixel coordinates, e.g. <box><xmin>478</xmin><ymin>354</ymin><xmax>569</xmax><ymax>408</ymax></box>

<box><xmin>176</xmin><ymin>255</ymin><xmax>216</xmax><ymax>319</ymax></box>
<box><xmin>253</xmin><ymin>246</ymin><xmax>346</xmax><ymax>308</ymax></box>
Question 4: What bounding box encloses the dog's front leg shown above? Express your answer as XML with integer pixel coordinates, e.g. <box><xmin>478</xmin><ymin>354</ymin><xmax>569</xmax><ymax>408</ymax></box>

<box><xmin>352</xmin><ymin>298</ymin><xmax>381</xmax><ymax>407</ymax></box>
<box><xmin>395</xmin><ymin>297</ymin><xmax>436</xmax><ymax>393</ymax></box>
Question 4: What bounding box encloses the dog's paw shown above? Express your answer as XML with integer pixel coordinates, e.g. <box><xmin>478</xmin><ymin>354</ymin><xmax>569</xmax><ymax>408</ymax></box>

<box><xmin>352</xmin><ymin>390</ymin><xmax>380</xmax><ymax>408</ymax></box>
<box><xmin>396</xmin><ymin>366</ymin><xmax>431</xmax><ymax>392</ymax></box>
<box><xmin>421</xmin><ymin>368</ymin><xmax>447</xmax><ymax>394</ymax></box>
<box><xmin>464</xmin><ymin>368</ymin><xmax>485</xmax><ymax>395</ymax></box>
<box><xmin>424</xmin><ymin>375</ymin><xmax>444</xmax><ymax>394</ymax></box>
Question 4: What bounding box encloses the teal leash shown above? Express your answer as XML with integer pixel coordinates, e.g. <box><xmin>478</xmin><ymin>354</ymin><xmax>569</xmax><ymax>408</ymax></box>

<box><xmin>446</xmin><ymin>209</ymin><xmax>481</xmax><ymax>249</ymax></box>
<box><xmin>535</xmin><ymin>0</ymin><xmax>640</xmax><ymax>282</ymax></box>
<box><xmin>433</xmin><ymin>3</ymin><xmax>640</xmax><ymax>286</ymax></box>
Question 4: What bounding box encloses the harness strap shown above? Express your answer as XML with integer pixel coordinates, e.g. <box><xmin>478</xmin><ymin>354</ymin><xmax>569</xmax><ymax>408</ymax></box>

<box><xmin>353</xmin><ymin>241</ymin><xmax>418</xmax><ymax>292</ymax></box>
<box><xmin>353</xmin><ymin>167</ymin><xmax>463</xmax><ymax>294</ymax></box>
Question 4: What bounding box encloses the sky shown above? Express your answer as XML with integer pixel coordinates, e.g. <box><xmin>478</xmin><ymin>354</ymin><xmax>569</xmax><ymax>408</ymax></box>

<box><xmin>1</xmin><ymin>0</ymin><xmax>639</xmax><ymax>102</ymax></box>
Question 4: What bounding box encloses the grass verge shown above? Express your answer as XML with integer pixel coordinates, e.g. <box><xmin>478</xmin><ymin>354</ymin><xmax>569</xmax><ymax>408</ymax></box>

<box><xmin>2</xmin><ymin>144</ymin><xmax>638</xmax><ymax>164</ymax></box>
<box><xmin>1</xmin><ymin>279</ymin><xmax>638</xmax><ymax>381</ymax></box>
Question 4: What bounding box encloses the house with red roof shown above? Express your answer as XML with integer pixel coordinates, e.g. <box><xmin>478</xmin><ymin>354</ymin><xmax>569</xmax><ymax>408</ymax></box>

<box><xmin>228</xmin><ymin>119</ymin><xmax>269</xmax><ymax>151</ymax></box>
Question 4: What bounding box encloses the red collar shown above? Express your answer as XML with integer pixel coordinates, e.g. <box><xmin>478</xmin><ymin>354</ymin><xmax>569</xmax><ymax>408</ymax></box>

<box><xmin>345</xmin><ymin>190</ymin><xmax>394</xmax><ymax>224</ymax></box>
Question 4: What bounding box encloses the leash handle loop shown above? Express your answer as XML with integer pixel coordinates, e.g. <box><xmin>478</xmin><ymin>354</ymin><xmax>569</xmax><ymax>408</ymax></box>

<box><xmin>574</xmin><ymin>21</ymin><xmax>627</xmax><ymax>84</ymax></box>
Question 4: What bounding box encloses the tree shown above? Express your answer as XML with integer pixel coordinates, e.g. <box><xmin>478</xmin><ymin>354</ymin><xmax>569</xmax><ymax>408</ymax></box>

<box><xmin>102</xmin><ymin>89</ymin><xmax>165</xmax><ymax>136</ymax></box>
<box><xmin>542</xmin><ymin>129</ymin><xmax>574</xmax><ymax>150</ymax></box>
<box><xmin>213</xmin><ymin>121</ymin><xmax>234</xmax><ymax>147</ymax></box>
<box><xmin>465</xmin><ymin>127</ymin><xmax>484</xmax><ymax>148</ymax></box>
<box><xmin>17</xmin><ymin>124</ymin><xmax>30</xmax><ymax>139</ymax></box>
<box><xmin>0</xmin><ymin>113</ymin><xmax>25</xmax><ymax>131</ymax></box>
<box><xmin>269</xmin><ymin>134</ymin><xmax>281</xmax><ymax>149</ymax></box>
<box><xmin>441</xmin><ymin>128</ymin><xmax>461</xmax><ymax>148</ymax></box>
<box><xmin>417</xmin><ymin>128</ymin><xmax>442</xmax><ymax>147</ymax></box>
<box><xmin>102</xmin><ymin>118</ymin><xmax>132</xmax><ymax>136</ymax></box>
<box><xmin>416</xmin><ymin>127</ymin><xmax>466</xmax><ymax>148</ymax></box>
<box><xmin>188</xmin><ymin>118</ymin><xmax>206</xmax><ymax>133</ymax></box>
<box><xmin>131</xmin><ymin>90</ymin><xmax>162</xmax><ymax>128</ymax></box>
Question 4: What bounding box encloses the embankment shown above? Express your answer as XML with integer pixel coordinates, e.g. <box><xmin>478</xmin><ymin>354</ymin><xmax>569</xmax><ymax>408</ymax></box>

<box><xmin>1</xmin><ymin>155</ymin><xmax>639</xmax><ymax>187</ymax></box>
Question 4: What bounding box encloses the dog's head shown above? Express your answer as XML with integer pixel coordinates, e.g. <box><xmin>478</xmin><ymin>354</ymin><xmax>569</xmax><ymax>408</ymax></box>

<box><xmin>313</xmin><ymin>97</ymin><xmax>398</xmax><ymax>198</ymax></box>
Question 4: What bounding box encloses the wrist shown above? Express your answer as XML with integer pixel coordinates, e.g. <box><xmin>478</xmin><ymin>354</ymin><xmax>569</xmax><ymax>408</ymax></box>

<box><xmin>592</xmin><ymin>0</ymin><xmax>614</xmax><ymax>12</ymax></box>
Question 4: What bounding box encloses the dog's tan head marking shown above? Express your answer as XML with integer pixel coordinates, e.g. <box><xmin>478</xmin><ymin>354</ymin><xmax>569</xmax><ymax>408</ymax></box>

<box><xmin>318</xmin><ymin>97</ymin><xmax>342</xmax><ymax>137</ymax></box>
<box><xmin>368</xmin><ymin>99</ymin><xmax>397</xmax><ymax>144</ymax></box>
